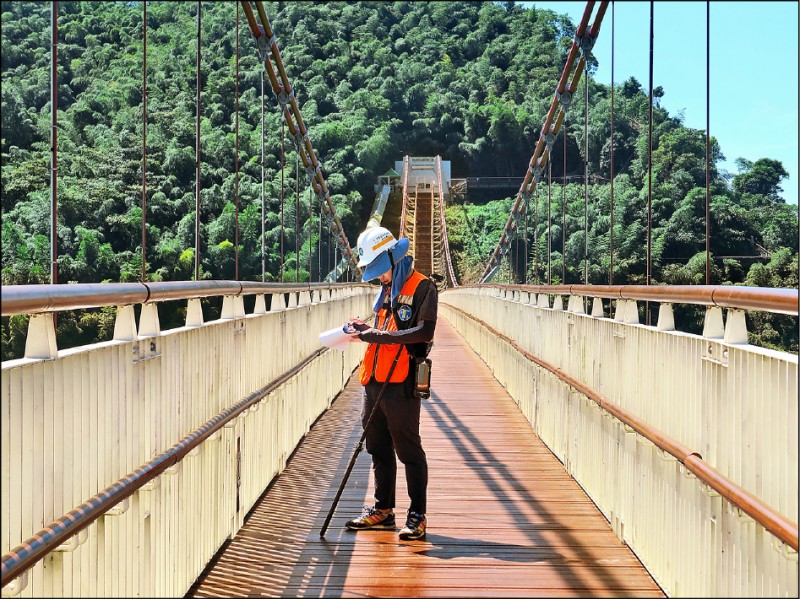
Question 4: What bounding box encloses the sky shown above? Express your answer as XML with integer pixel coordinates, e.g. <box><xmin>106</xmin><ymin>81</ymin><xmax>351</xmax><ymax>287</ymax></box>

<box><xmin>523</xmin><ymin>1</ymin><xmax>799</xmax><ymax>205</ymax></box>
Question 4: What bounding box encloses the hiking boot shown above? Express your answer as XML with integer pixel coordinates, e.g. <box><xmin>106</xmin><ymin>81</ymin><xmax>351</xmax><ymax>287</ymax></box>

<box><xmin>345</xmin><ymin>505</ymin><xmax>395</xmax><ymax>530</ymax></box>
<box><xmin>399</xmin><ymin>511</ymin><xmax>426</xmax><ymax>540</ymax></box>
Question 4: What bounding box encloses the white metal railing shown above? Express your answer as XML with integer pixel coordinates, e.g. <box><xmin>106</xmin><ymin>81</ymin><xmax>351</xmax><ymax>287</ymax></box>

<box><xmin>1</xmin><ymin>282</ymin><xmax>373</xmax><ymax>597</ymax></box>
<box><xmin>441</xmin><ymin>285</ymin><xmax>798</xmax><ymax>598</ymax></box>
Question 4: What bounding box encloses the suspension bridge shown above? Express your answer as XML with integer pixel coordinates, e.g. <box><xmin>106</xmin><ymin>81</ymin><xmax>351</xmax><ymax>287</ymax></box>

<box><xmin>1</xmin><ymin>1</ymin><xmax>797</xmax><ymax>597</ymax></box>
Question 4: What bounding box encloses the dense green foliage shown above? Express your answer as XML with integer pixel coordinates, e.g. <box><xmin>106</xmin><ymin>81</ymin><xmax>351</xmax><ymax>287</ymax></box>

<box><xmin>2</xmin><ymin>1</ymin><xmax>797</xmax><ymax>357</ymax></box>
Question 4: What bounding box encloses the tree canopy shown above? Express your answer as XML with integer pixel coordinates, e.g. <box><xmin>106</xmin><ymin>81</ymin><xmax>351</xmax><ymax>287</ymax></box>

<box><xmin>2</xmin><ymin>1</ymin><xmax>797</xmax><ymax>356</ymax></box>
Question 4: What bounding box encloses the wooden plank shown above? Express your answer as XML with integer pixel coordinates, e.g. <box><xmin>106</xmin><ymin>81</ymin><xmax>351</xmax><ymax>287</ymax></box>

<box><xmin>187</xmin><ymin>320</ymin><xmax>664</xmax><ymax>598</ymax></box>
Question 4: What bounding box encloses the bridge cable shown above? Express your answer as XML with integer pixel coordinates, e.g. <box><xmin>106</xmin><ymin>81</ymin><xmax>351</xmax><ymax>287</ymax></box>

<box><xmin>532</xmin><ymin>181</ymin><xmax>538</xmax><ymax>283</ymax></box>
<box><xmin>50</xmin><ymin>2</ymin><xmax>58</xmax><ymax>291</ymax></box>
<box><xmin>513</xmin><ymin>215</ymin><xmax>519</xmax><ymax>283</ymax></box>
<box><xmin>705</xmin><ymin>1</ymin><xmax>710</xmax><ymax>284</ymax></box>
<box><xmin>583</xmin><ymin>58</ymin><xmax>589</xmax><ymax>286</ymax></box>
<box><xmin>318</xmin><ymin>193</ymin><xmax>322</xmax><ymax>281</ymax></box>
<box><xmin>478</xmin><ymin>1</ymin><xmax>609</xmax><ymax>283</ymax></box>
<box><xmin>646</xmin><ymin>0</ymin><xmax>654</xmax><ymax>324</ymax></box>
<box><xmin>610</xmin><ymin>0</ymin><xmax>615</xmax><ymax>285</ymax></box>
<box><xmin>142</xmin><ymin>2</ymin><xmax>147</xmax><ymax>282</ymax></box>
<box><xmin>194</xmin><ymin>2</ymin><xmax>201</xmax><ymax>281</ymax></box>
<box><xmin>562</xmin><ymin>111</ymin><xmax>567</xmax><ymax>284</ymax></box>
<box><xmin>235</xmin><ymin>2</ymin><xmax>240</xmax><ymax>281</ymax></box>
<box><xmin>547</xmin><ymin>161</ymin><xmax>552</xmax><ymax>284</ymax></box>
<box><xmin>524</xmin><ymin>188</ymin><xmax>529</xmax><ymax>284</ymax></box>
<box><xmin>260</xmin><ymin>69</ymin><xmax>266</xmax><ymax>281</ymax></box>
<box><xmin>295</xmin><ymin>151</ymin><xmax>300</xmax><ymax>282</ymax></box>
<box><xmin>309</xmin><ymin>186</ymin><xmax>313</xmax><ymax>280</ymax></box>
<box><xmin>280</xmin><ymin>118</ymin><xmax>285</xmax><ymax>281</ymax></box>
<box><xmin>518</xmin><ymin>196</ymin><xmax>522</xmax><ymax>283</ymax></box>
<box><xmin>241</xmin><ymin>1</ymin><xmax>360</xmax><ymax>278</ymax></box>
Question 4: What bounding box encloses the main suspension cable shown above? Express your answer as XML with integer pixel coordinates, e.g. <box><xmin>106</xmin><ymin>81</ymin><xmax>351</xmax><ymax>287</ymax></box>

<box><xmin>479</xmin><ymin>1</ymin><xmax>609</xmax><ymax>282</ymax></box>
<box><xmin>241</xmin><ymin>1</ymin><xmax>360</xmax><ymax>277</ymax></box>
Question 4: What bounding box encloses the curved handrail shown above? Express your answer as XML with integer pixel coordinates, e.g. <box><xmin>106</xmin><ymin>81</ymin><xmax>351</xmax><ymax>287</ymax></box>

<box><xmin>472</xmin><ymin>283</ymin><xmax>799</xmax><ymax>316</ymax></box>
<box><xmin>1</xmin><ymin>281</ymin><xmax>370</xmax><ymax>317</ymax></box>
<box><xmin>445</xmin><ymin>303</ymin><xmax>799</xmax><ymax>551</ymax></box>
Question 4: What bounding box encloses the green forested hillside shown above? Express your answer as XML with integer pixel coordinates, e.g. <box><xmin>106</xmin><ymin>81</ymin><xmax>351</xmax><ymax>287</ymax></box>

<box><xmin>2</xmin><ymin>1</ymin><xmax>797</xmax><ymax>355</ymax></box>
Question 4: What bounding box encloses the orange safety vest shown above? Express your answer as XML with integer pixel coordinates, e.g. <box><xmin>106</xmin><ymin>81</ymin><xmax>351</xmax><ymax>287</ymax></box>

<box><xmin>359</xmin><ymin>270</ymin><xmax>428</xmax><ymax>385</ymax></box>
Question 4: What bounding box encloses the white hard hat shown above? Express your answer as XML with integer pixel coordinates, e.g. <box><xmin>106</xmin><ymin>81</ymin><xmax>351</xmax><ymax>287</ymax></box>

<box><xmin>356</xmin><ymin>226</ymin><xmax>409</xmax><ymax>281</ymax></box>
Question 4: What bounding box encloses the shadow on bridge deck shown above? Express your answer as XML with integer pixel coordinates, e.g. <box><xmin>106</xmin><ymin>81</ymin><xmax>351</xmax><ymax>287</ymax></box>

<box><xmin>187</xmin><ymin>320</ymin><xmax>664</xmax><ymax>598</ymax></box>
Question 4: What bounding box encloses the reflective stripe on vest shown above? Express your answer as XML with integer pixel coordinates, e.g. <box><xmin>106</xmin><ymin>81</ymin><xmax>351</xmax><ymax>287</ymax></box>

<box><xmin>359</xmin><ymin>271</ymin><xmax>427</xmax><ymax>385</ymax></box>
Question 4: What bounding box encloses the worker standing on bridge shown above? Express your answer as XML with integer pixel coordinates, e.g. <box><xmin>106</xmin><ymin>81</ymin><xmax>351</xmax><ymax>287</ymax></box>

<box><xmin>345</xmin><ymin>226</ymin><xmax>438</xmax><ymax>541</ymax></box>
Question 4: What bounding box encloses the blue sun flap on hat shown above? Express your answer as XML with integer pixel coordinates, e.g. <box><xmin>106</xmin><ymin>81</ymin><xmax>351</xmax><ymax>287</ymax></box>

<box><xmin>361</xmin><ymin>237</ymin><xmax>409</xmax><ymax>282</ymax></box>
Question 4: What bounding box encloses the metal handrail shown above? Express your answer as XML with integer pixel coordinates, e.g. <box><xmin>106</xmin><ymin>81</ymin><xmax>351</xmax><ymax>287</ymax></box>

<box><xmin>1</xmin><ymin>281</ymin><xmax>370</xmax><ymax>317</ymax></box>
<box><xmin>445</xmin><ymin>303</ymin><xmax>799</xmax><ymax>551</ymax></box>
<box><xmin>474</xmin><ymin>283</ymin><xmax>799</xmax><ymax>316</ymax></box>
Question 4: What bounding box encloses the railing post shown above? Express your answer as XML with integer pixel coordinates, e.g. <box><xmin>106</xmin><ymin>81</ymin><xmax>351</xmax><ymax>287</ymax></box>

<box><xmin>221</xmin><ymin>295</ymin><xmax>245</xmax><ymax>319</ymax></box>
<box><xmin>623</xmin><ymin>300</ymin><xmax>639</xmax><ymax>324</ymax></box>
<box><xmin>568</xmin><ymin>295</ymin><xmax>585</xmax><ymax>314</ymax></box>
<box><xmin>270</xmin><ymin>293</ymin><xmax>286</xmax><ymax>311</ymax></box>
<box><xmin>591</xmin><ymin>297</ymin><xmax>604</xmax><ymax>317</ymax></box>
<box><xmin>113</xmin><ymin>305</ymin><xmax>138</xmax><ymax>341</ymax></box>
<box><xmin>656</xmin><ymin>303</ymin><xmax>675</xmax><ymax>331</ymax></box>
<box><xmin>723</xmin><ymin>309</ymin><xmax>748</xmax><ymax>344</ymax></box>
<box><xmin>24</xmin><ymin>313</ymin><xmax>58</xmax><ymax>359</ymax></box>
<box><xmin>703</xmin><ymin>306</ymin><xmax>724</xmax><ymax>338</ymax></box>
<box><xmin>614</xmin><ymin>300</ymin><xmax>625</xmax><ymax>321</ymax></box>
<box><xmin>537</xmin><ymin>293</ymin><xmax>550</xmax><ymax>308</ymax></box>
<box><xmin>253</xmin><ymin>294</ymin><xmax>267</xmax><ymax>314</ymax></box>
<box><xmin>186</xmin><ymin>298</ymin><xmax>204</xmax><ymax>327</ymax></box>
<box><xmin>139</xmin><ymin>303</ymin><xmax>160</xmax><ymax>337</ymax></box>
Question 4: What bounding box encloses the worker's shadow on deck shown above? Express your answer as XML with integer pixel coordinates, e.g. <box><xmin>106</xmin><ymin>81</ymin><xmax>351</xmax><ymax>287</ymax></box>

<box><xmin>415</xmin><ymin>532</ymin><xmax>554</xmax><ymax>563</ymax></box>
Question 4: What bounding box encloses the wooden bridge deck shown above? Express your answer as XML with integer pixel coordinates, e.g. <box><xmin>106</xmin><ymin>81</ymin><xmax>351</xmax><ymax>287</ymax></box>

<box><xmin>187</xmin><ymin>319</ymin><xmax>664</xmax><ymax>598</ymax></box>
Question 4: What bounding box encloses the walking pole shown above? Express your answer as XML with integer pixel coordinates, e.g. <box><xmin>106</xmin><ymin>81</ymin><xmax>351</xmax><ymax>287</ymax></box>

<box><xmin>320</xmin><ymin>349</ymin><xmax>403</xmax><ymax>537</ymax></box>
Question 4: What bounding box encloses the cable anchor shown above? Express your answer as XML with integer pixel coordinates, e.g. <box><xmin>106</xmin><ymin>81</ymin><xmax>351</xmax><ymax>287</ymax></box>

<box><xmin>575</xmin><ymin>32</ymin><xmax>597</xmax><ymax>58</ymax></box>
<box><xmin>556</xmin><ymin>89</ymin><xmax>572</xmax><ymax>110</ymax></box>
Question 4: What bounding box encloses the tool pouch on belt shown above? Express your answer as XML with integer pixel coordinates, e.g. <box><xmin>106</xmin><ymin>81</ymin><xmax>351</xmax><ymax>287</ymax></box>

<box><xmin>413</xmin><ymin>357</ymin><xmax>432</xmax><ymax>399</ymax></box>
